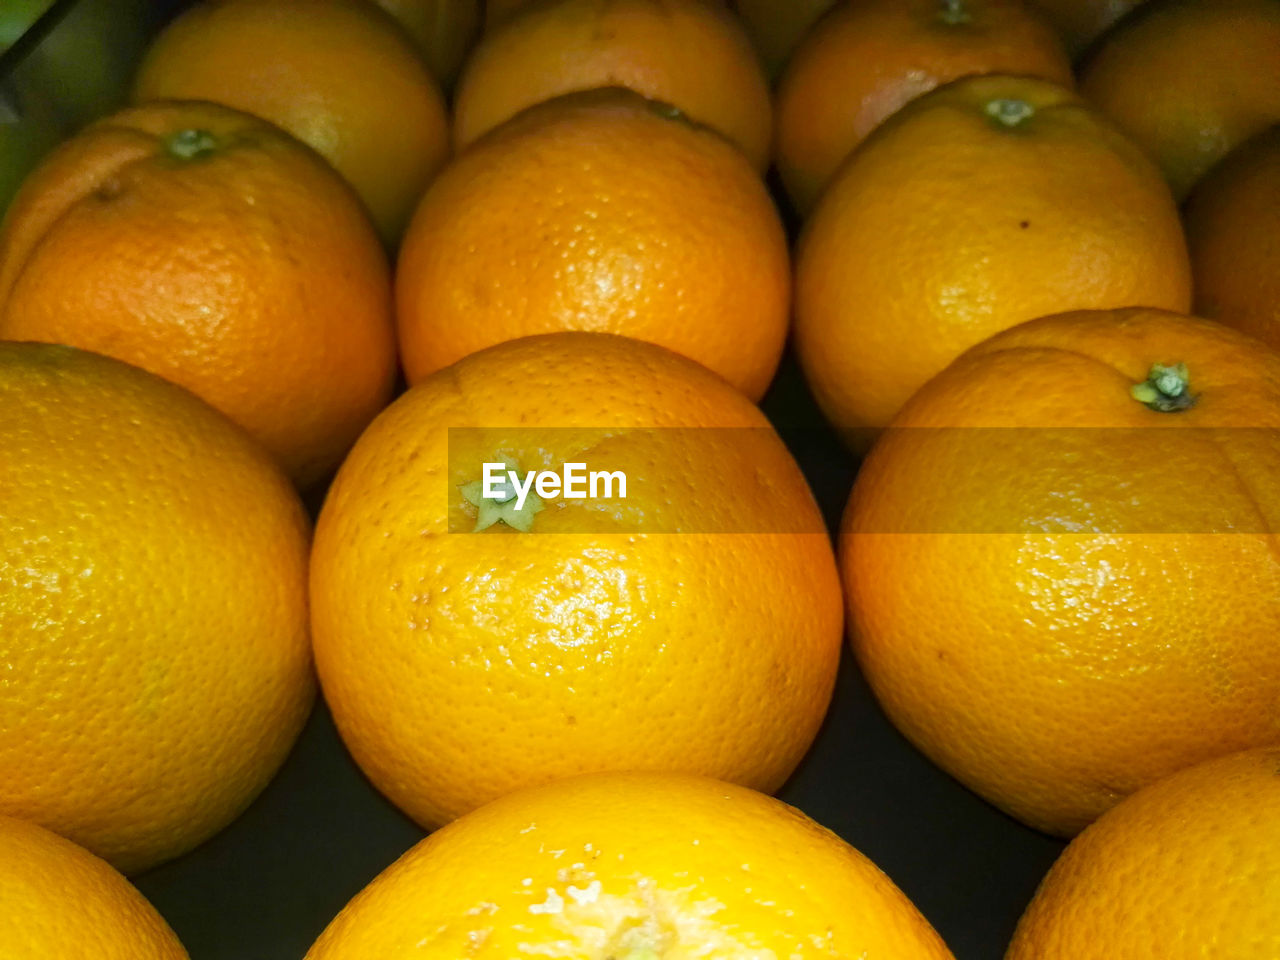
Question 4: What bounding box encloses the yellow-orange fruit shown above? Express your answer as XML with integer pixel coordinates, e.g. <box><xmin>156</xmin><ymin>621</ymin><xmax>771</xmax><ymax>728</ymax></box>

<box><xmin>0</xmin><ymin>342</ymin><xmax>314</xmax><ymax>873</ymax></box>
<box><xmin>1184</xmin><ymin>125</ymin><xmax>1280</xmax><ymax>351</ymax></box>
<box><xmin>396</xmin><ymin>88</ymin><xmax>789</xmax><ymax>400</ymax></box>
<box><xmin>310</xmin><ymin>333</ymin><xmax>843</xmax><ymax>828</ymax></box>
<box><xmin>0</xmin><ymin>100</ymin><xmax>395</xmax><ymax>488</ymax></box>
<box><xmin>1078</xmin><ymin>0</ymin><xmax>1280</xmax><ymax>199</ymax></box>
<box><xmin>0</xmin><ymin>814</ymin><xmax>189</xmax><ymax>959</ymax></box>
<box><xmin>306</xmin><ymin>773</ymin><xmax>957</xmax><ymax>960</ymax></box>
<box><xmin>1007</xmin><ymin>747</ymin><xmax>1280</xmax><ymax>958</ymax></box>
<box><xmin>795</xmin><ymin>73</ymin><xmax>1190</xmax><ymax>444</ymax></box>
<box><xmin>775</xmin><ymin>0</ymin><xmax>1074</xmax><ymax>214</ymax></box>
<box><xmin>133</xmin><ymin>0</ymin><xmax>449</xmax><ymax>241</ymax></box>
<box><xmin>843</xmin><ymin>308</ymin><xmax>1280</xmax><ymax>836</ymax></box>
<box><xmin>454</xmin><ymin>0</ymin><xmax>771</xmax><ymax>170</ymax></box>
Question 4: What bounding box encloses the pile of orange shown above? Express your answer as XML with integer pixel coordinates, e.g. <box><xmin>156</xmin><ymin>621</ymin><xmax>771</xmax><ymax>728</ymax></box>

<box><xmin>3</xmin><ymin>0</ymin><xmax>1280</xmax><ymax>957</ymax></box>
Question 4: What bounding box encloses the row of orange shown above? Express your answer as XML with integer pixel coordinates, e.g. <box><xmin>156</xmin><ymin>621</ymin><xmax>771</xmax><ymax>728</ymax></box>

<box><xmin>3</xmin><ymin>0</ymin><xmax>1280</xmax><ymax>956</ymax></box>
<box><xmin>4</xmin><ymin>0</ymin><xmax>1279</xmax><ymax>494</ymax></box>
<box><xmin>9</xmin><ymin>747</ymin><xmax>1278</xmax><ymax>959</ymax></box>
<box><xmin>8</xmin><ymin>310</ymin><xmax>1280</xmax><ymax>957</ymax></box>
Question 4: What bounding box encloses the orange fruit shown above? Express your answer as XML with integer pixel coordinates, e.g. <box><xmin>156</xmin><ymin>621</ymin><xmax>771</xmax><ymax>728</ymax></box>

<box><xmin>1023</xmin><ymin>0</ymin><xmax>1148</xmax><ymax>59</ymax></box>
<box><xmin>794</xmin><ymin>74</ymin><xmax>1191</xmax><ymax>445</ymax></box>
<box><xmin>733</xmin><ymin>0</ymin><xmax>836</xmax><ymax>79</ymax></box>
<box><xmin>483</xmin><ymin>0</ymin><xmax>535</xmax><ymax>30</ymax></box>
<box><xmin>396</xmin><ymin>87</ymin><xmax>789</xmax><ymax>400</ymax></box>
<box><xmin>372</xmin><ymin>0</ymin><xmax>481</xmax><ymax>87</ymax></box>
<box><xmin>841</xmin><ymin>307</ymin><xmax>1280</xmax><ymax>837</ymax></box>
<box><xmin>304</xmin><ymin>772</ymin><xmax>956</xmax><ymax>960</ymax></box>
<box><xmin>132</xmin><ymin>0</ymin><xmax>449</xmax><ymax>242</ymax></box>
<box><xmin>1184</xmin><ymin>125</ymin><xmax>1280</xmax><ymax>351</ymax></box>
<box><xmin>310</xmin><ymin>332</ymin><xmax>843</xmax><ymax>829</ymax></box>
<box><xmin>0</xmin><ymin>342</ymin><xmax>313</xmax><ymax>874</ymax></box>
<box><xmin>774</xmin><ymin>0</ymin><xmax>1074</xmax><ymax>214</ymax></box>
<box><xmin>0</xmin><ymin>100</ymin><xmax>395</xmax><ymax>488</ymax></box>
<box><xmin>453</xmin><ymin>0</ymin><xmax>772</xmax><ymax>171</ymax></box>
<box><xmin>486</xmin><ymin>0</ymin><xmax>722</xmax><ymax>31</ymax></box>
<box><xmin>0</xmin><ymin>814</ymin><xmax>188</xmax><ymax>959</ymax></box>
<box><xmin>487</xmin><ymin>0</ymin><xmax>725</xmax><ymax>31</ymax></box>
<box><xmin>1006</xmin><ymin>747</ymin><xmax>1280</xmax><ymax>958</ymax></box>
<box><xmin>1078</xmin><ymin>0</ymin><xmax>1280</xmax><ymax>200</ymax></box>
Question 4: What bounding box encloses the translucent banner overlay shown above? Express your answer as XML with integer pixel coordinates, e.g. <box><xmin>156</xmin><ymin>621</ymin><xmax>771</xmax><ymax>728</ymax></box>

<box><xmin>445</xmin><ymin>426</ymin><xmax>1279</xmax><ymax>534</ymax></box>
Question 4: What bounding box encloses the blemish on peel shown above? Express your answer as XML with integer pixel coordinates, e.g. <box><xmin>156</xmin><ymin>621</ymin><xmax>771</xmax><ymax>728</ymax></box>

<box><xmin>529</xmin><ymin>888</ymin><xmax>564</xmax><ymax>915</ymax></box>
<box><xmin>414</xmin><ymin>923</ymin><xmax>449</xmax><ymax>948</ymax></box>
<box><xmin>567</xmin><ymin>879</ymin><xmax>602</xmax><ymax>904</ymax></box>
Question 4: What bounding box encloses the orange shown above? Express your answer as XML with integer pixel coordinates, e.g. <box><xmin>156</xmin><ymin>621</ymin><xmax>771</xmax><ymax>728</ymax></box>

<box><xmin>733</xmin><ymin>0</ymin><xmax>836</xmax><ymax>79</ymax></box>
<box><xmin>0</xmin><ymin>342</ymin><xmax>313</xmax><ymax>874</ymax></box>
<box><xmin>1023</xmin><ymin>0</ymin><xmax>1148</xmax><ymax>59</ymax></box>
<box><xmin>372</xmin><ymin>0</ymin><xmax>481</xmax><ymax>87</ymax></box>
<box><xmin>841</xmin><ymin>307</ymin><xmax>1280</xmax><ymax>837</ymax></box>
<box><xmin>453</xmin><ymin>0</ymin><xmax>772</xmax><ymax>171</ymax></box>
<box><xmin>0</xmin><ymin>814</ymin><xmax>188</xmax><ymax>959</ymax></box>
<box><xmin>774</xmin><ymin>0</ymin><xmax>1074</xmax><ymax>214</ymax></box>
<box><xmin>304</xmin><ymin>772</ymin><xmax>956</xmax><ymax>960</ymax></box>
<box><xmin>483</xmin><ymin>0</ymin><xmax>531</xmax><ymax>29</ymax></box>
<box><xmin>1006</xmin><ymin>747</ymin><xmax>1280</xmax><ymax>958</ymax></box>
<box><xmin>794</xmin><ymin>74</ymin><xmax>1191</xmax><ymax>445</ymax></box>
<box><xmin>1078</xmin><ymin>0</ymin><xmax>1280</xmax><ymax>200</ymax></box>
<box><xmin>0</xmin><ymin>100</ymin><xmax>395</xmax><ymax>488</ymax></box>
<box><xmin>487</xmin><ymin>0</ymin><xmax>725</xmax><ymax>31</ymax></box>
<box><xmin>396</xmin><ymin>87</ymin><xmax>789</xmax><ymax>400</ymax></box>
<box><xmin>132</xmin><ymin>0</ymin><xmax>449</xmax><ymax>242</ymax></box>
<box><xmin>310</xmin><ymin>332</ymin><xmax>843</xmax><ymax>829</ymax></box>
<box><xmin>1184</xmin><ymin>125</ymin><xmax>1280</xmax><ymax>351</ymax></box>
<box><xmin>485</xmin><ymin>0</ymin><xmax>723</xmax><ymax>31</ymax></box>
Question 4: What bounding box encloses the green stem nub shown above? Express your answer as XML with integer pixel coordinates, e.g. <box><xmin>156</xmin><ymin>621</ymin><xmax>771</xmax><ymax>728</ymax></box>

<box><xmin>166</xmin><ymin>128</ymin><xmax>219</xmax><ymax>160</ymax></box>
<box><xmin>459</xmin><ymin>457</ymin><xmax>544</xmax><ymax>533</ymax></box>
<box><xmin>1131</xmin><ymin>362</ymin><xmax>1197</xmax><ymax>412</ymax></box>
<box><xmin>939</xmin><ymin>0</ymin><xmax>971</xmax><ymax>24</ymax></box>
<box><xmin>985</xmin><ymin>98</ymin><xmax>1035</xmax><ymax>128</ymax></box>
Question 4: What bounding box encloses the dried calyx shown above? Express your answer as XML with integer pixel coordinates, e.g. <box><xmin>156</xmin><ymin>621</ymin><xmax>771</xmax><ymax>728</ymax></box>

<box><xmin>1131</xmin><ymin>362</ymin><xmax>1197</xmax><ymax>412</ymax></box>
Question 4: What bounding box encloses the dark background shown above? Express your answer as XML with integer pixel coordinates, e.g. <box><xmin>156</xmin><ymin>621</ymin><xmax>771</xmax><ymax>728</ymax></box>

<box><xmin>5</xmin><ymin>3</ymin><xmax>1068</xmax><ymax>957</ymax></box>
